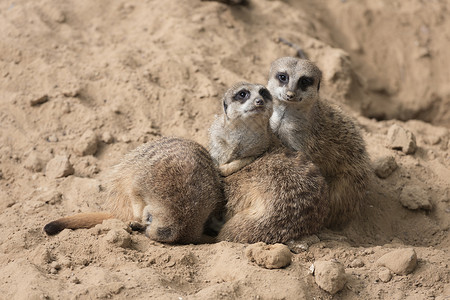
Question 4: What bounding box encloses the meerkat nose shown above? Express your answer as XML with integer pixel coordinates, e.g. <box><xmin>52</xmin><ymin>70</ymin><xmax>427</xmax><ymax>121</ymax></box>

<box><xmin>255</xmin><ymin>98</ymin><xmax>265</xmax><ymax>106</ymax></box>
<box><xmin>286</xmin><ymin>91</ymin><xmax>296</xmax><ymax>99</ymax></box>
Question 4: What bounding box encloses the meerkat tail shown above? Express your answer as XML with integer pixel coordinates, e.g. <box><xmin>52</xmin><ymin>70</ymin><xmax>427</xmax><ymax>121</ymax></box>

<box><xmin>219</xmin><ymin>157</ymin><xmax>257</xmax><ymax>177</ymax></box>
<box><xmin>43</xmin><ymin>212</ymin><xmax>114</xmax><ymax>235</ymax></box>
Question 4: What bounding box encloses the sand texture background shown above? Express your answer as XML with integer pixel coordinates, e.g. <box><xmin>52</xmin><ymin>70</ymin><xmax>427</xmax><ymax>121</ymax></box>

<box><xmin>0</xmin><ymin>0</ymin><xmax>449</xmax><ymax>299</ymax></box>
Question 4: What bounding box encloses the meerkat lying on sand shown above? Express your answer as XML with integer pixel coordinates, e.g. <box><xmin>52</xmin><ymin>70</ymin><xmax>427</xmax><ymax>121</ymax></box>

<box><xmin>44</xmin><ymin>137</ymin><xmax>224</xmax><ymax>244</ymax></box>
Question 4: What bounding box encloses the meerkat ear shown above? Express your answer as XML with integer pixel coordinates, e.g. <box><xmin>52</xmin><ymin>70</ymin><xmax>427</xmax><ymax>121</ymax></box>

<box><xmin>317</xmin><ymin>79</ymin><xmax>321</xmax><ymax>92</ymax></box>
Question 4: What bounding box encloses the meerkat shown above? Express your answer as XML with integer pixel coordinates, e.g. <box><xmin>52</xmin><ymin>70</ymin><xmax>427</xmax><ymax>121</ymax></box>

<box><xmin>209</xmin><ymin>82</ymin><xmax>329</xmax><ymax>244</ymax></box>
<box><xmin>44</xmin><ymin>137</ymin><xmax>224</xmax><ymax>244</ymax></box>
<box><xmin>267</xmin><ymin>57</ymin><xmax>371</xmax><ymax>227</ymax></box>
<box><xmin>209</xmin><ymin>82</ymin><xmax>278</xmax><ymax>176</ymax></box>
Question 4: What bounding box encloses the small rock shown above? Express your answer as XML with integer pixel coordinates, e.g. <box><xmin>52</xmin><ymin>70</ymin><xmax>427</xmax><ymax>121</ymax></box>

<box><xmin>61</xmin><ymin>101</ymin><xmax>71</xmax><ymax>114</ymax></box>
<box><xmin>71</xmin><ymin>277</ymin><xmax>80</xmax><ymax>284</ymax></box>
<box><xmin>35</xmin><ymin>190</ymin><xmax>62</xmax><ymax>205</ymax></box>
<box><xmin>50</xmin><ymin>261</ymin><xmax>61</xmax><ymax>270</ymax></box>
<box><xmin>101</xmin><ymin>131</ymin><xmax>114</xmax><ymax>144</ymax></box>
<box><xmin>30</xmin><ymin>94</ymin><xmax>49</xmax><ymax>106</ymax></box>
<box><xmin>378</xmin><ymin>267</ymin><xmax>392</xmax><ymax>282</ymax></box>
<box><xmin>62</xmin><ymin>84</ymin><xmax>80</xmax><ymax>97</ymax></box>
<box><xmin>373</xmin><ymin>155</ymin><xmax>398</xmax><ymax>178</ymax></box>
<box><xmin>45</xmin><ymin>155</ymin><xmax>74</xmax><ymax>178</ymax></box>
<box><xmin>24</xmin><ymin>152</ymin><xmax>45</xmax><ymax>172</ymax></box>
<box><xmin>387</xmin><ymin>124</ymin><xmax>417</xmax><ymax>154</ymax></box>
<box><xmin>74</xmin><ymin>130</ymin><xmax>98</xmax><ymax>156</ymax></box>
<box><xmin>287</xmin><ymin>235</ymin><xmax>320</xmax><ymax>253</ymax></box>
<box><xmin>104</xmin><ymin>229</ymin><xmax>131</xmax><ymax>248</ymax></box>
<box><xmin>47</xmin><ymin>134</ymin><xmax>59</xmax><ymax>142</ymax></box>
<box><xmin>245</xmin><ymin>242</ymin><xmax>292</xmax><ymax>269</ymax></box>
<box><xmin>313</xmin><ymin>260</ymin><xmax>347</xmax><ymax>294</ymax></box>
<box><xmin>376</xmin><ymin>248</ymin><xmax>417</xmax><ymax>275</ymax></box>
<box><xmin>400</xmin><ymin>186</ymin><xmax>432</xmax><ymax>210</ymax></box>
<box><xmin>48</xmin><ymin>7</ymin><xmax>66</xmax><ymax>23</ymax></box>
<box><xmin>0</xmin><ymin>170</ymin><xmax>3</xmax><ymax>179</ymax></box>
<box><xmin>349</xmin><ymin>258</ymin><xmax>364</xmax><ymax>268</ymax></box>
<box><xmin>118</xmin><ymin>134</ymin><xmax>132</xmax><ymax>143</ymax></box>
<box><xmin>423</xmin><ymin>135</ymin><xmax>441</xmax><ymax>145</ymax></box>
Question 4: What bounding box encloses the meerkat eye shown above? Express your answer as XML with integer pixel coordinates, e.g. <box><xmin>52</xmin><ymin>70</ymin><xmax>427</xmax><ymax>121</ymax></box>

<box><xmin>277</xmin><ymin>73</ymin><xmax>288</xmax><ymax>83</ymax></box>
<box><xmin>234</xmin><ymin>89</ymin><xmax>250</xmax><ymax>101</ymax></box>
<box><xmin>298</xmin><ymin>76</ymin><xmax>314</xmax><ymax>91</ymax></box>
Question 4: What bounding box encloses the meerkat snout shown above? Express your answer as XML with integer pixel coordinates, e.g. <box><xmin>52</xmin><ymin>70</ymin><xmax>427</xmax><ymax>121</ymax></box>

<box><xmin>286</xmin><ymin>91</ymin><xmax>296</xmax><ymax>100</ymax></box>
<box><xmin>254</xmin><ymin>98</ymin><xmax>264</xmax><ymax>106</ymax></box>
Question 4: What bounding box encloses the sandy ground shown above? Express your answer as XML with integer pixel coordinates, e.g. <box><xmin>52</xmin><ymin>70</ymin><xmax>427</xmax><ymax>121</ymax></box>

<box><xmin>0</xmin><ymin>0</ymin><xmax>449</xmax><ymax>299</ymax></box>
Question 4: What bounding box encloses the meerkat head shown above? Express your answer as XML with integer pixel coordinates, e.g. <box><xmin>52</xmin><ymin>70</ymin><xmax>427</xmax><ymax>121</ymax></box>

<box><xmin>268</xmin><ymin>57</ymin><xmax>322</xmax><ymax>106</ymax></box>
<box><xmin>222</xmin><ymin>82</ymin><xmax>273</xmax><ymax>121</ymax></box>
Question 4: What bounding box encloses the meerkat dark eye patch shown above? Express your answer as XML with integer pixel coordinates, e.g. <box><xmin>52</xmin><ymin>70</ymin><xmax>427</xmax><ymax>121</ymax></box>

<box><xmin>233</xmin><ymin>89</ymin><xmax>250</xmax><ymax>102</ymax></box>
<box><xmin>277</xmin><ymin>72</ymin><xmax>289</xmax><ymax>85</ymax></box>
<box><xmin>298</xmin><ymin>76</ymin><xmax>314</xmax><ymax>91</ymax></box>
<box><xmin>259</xmin><ymin>88</ymin><xmax>272</xmax><ymax>101</ymax></box>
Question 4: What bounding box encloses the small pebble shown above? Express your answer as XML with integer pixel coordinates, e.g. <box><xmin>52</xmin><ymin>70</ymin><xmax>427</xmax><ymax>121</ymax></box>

<box><xmin>71</xmin><ymin>277</ymin><xmax>80</xmax><ymax>284</ymax></box>
<box><xmin>118</xmin><ymin>134</ymin><xmax>132</xmax><ymax>143</ymax></box>
<box><xmin>387</xmin><ymin>124</ymin><xmax>417</xmax><ymax>155</ymax></box>
<box><xmin>400</xmin><ymin>186</ymin><xmax>432</xmax><ymax>211</ymax></box>
<box><xmin>373</xmin><ymin>155</ymin><xmax>398</xmax><ymax>179</ymax></box>
<box><xmin>23</xmin><ymin>152</ymin><xmax>44</xmax><ymax>172</ymax></box>
<box><xmin>74</xmin><ymin>130</ymin><xmax>98</xmax><ymax>156</ymax></box>
<box><xmin>378</xmin><ymin>267</ymin><xmax>392</xmax><ymax>282</ymax></box>
<box><xmin>47</xmin><ymin>134</ymin><xmax>59</xmax><ymax>143</ymax></box>
<box><xmin>376</xmin><ymin>248</ymin><xmax>417</xmax><ymax>275</ymax></box>
<box><xmin>245</xmin><ymin>242</ymin><xmax>292</xmax><ymax>269</ymax></box>
<box><xmin>104</xmin><ymin>229</ymin><xmax>131</xmax><ymax>248</ymax></box>
<box><xmin>101</xmin><ymin>131</ymin><xmax>114</xmax><ymax>144</ymax></box>
<box><xmin>313</xmin><ymin>260</ymin><xmax>347</xmax><ymax>294</ymax></box>
<box><xmin>45</xmin><ymin>155</ymin><xmax>74</xmax><ymax>178</ymax></box>
<box><xmin>30</xmin><ymin>94</ymin><xmax>49</xmax><ymax>106</ymax></box>
<box><xmin>349</xmin><ymin>258</ymin><xmax>365</xmax><ymax>268</ymax></box>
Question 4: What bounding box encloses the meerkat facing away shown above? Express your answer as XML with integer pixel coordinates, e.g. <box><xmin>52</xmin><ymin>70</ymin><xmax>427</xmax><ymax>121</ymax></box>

<box><xmin>268</xmin><ymin>57</ymin><xmax>371</xmax><ymax>227</ymax></box>
<box><xmin>209</xmin><ymin>82</ymin><xmax>329</xmax><ymax>244</ymax></box>
<box><xmin>44</xmin><ymin>137</ymin><xmax>224</xmax><ymax>244</ymax></box>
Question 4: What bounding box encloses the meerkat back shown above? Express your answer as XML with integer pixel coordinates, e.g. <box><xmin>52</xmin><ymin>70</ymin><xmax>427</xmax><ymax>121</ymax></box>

<box><xmin>107</xmin><ymin>137</ymin><xmax>224</xmax><ymax>244</ymax></box>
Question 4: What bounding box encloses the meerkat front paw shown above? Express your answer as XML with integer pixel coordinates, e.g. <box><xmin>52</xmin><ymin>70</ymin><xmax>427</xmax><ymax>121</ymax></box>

<box><xmin>219</xmin><ymin>157</ymin><xmax>256</xmax><ymax>176</ymax></box>
<box><xmin>129</xmin><ymin>221</ymin><xmax>147</xmax><ymax>232</ymax></box>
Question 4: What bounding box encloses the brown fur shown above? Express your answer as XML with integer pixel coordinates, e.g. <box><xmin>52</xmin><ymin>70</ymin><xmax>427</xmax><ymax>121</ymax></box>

<box><xmin>218</xmin><ymin>148</ymin><xmax>329</xmax><ymax>244</ymax></box>
<box><xmin>44</xmin><ymin>137</ymin><xmax>224</xmax><ymax>244</ymax></box>
<box><xmin>209</xmin><ymin>82</ymin><xmax>329</xmax><ymax>244</ymax></box>
<box><xmin>268</xmin><ymin>57</ymin><xmax>371</xmax><ymax>227</ymax></box>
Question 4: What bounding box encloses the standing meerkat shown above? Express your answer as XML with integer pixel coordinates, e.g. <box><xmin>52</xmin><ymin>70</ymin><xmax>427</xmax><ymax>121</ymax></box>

<box><xmin>44</xmin><ymin>137</ymin><xmax>224</xmax><ymax>244</ymax></box>
<box><xmin>267</xmin><ymin>57</ymin><xmax>371</xmax><ymax>227</ymax></box>
<box><xmin>210</xmin><ymin>82</ymin><xmax>329</xmax><ymax>244</ymax></box>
